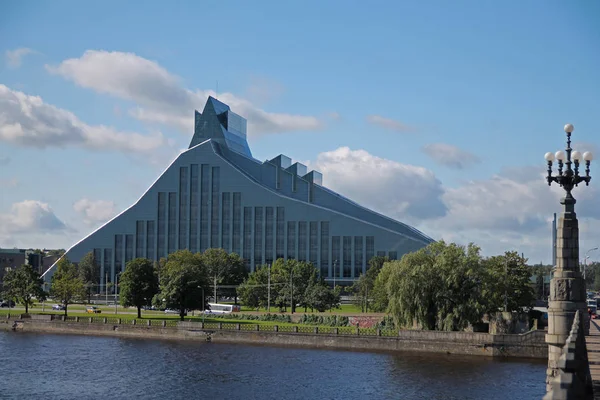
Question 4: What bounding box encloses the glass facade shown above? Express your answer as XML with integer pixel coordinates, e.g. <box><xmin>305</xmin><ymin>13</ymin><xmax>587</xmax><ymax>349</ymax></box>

<box><xmin>276</xmin><ymin>207</ymin><xmax>285</xmax><ymax>259</ymax></box>
<box><xmin>287</xmin><ymin>221</ymin><xmax>296</xmax><ymax>260</ymax></box>
<box><xmin>309</xmin><ymin>221</ymin><xmax>318</xmax><ymax>267</ymax></box>
<box><xmin>200</xmin><ymin>164</ymin><xmax>210</xmax><ymax>252</ymax></box>
<box><xmin>135</xmin><ymin>221</ymin><xmax>144</xmax><ymax>258</ymax></box>
<box><xmin>168</xmin><ymin>193</ymin><xmax>177</xmax><ymax>254</ymax></box>
<box><xmin>93</xmin><ymin>248</ymin><xmax>102</xmax><ymax>287</ymax></box>
<box><xmin>189</xmin><ymin>164</ymin><xmax>199</xmax><ymax>252</ymax></box>
<box><xmin>298</xmin><ymin>221</ymin><xmax>307</xmax><ymax>262</ymax></box>
<box><xmin>232</xmin><ymin>193</ymin><xmax>241</xmax><ymax>255</ymax></box>
<box><xmin>222</xmin><ymin>192</ymin><xmax>231</xmax><ymax>251</ymax></box>
<box><xmin>389</xmin><ymin>251</ymin><xmax>398</xmax><ymax>260</ymax></box>
<box><xmin>146</xmin><ymin>220</ymin><xmax>155</xmax><ymax>260</ymax></box>
<box><xmin>331</xmin><ymin>236</ymin><xmax>340</xmax><ymax>278</ymax></box>
<box><xmin>254</xmin><ymin>207</ymin><xmax>263</xmax><ymax>266</ymax></box>
<box><xmin>243</xmin><ymin>207</ymin><xmax>252</xmax><ymax>265</ymax></box>
<box><xmin>320</xmin><ymin>222</ymin><xmax>329</xmax><ymax>278</ymax></box>
<box><xmin>104</xmin><ymin>248</ymin><xmax>112</xmax><ymax>287</ymax></box>
<box><xmin>343</xmin><ymin>236</ymin><xmax>352</xmax><ymax>278</ymax></box>
<box><xmin>114</xmin><ymin>234</ymin><xmax>123</xmax><ymax>275</ymax></box>
<box><xmin>265</xmin><ymin>207</ymin><xmax>274</xmax><ymax>265</ymax></box>
<box><xmin>354</xmin><ymin>236</ymin><xmax>363</xmax><ymax>277</ymax></box>
<box><xmin>157</xmin><ymin>192</ymin><xmax>166</xmax><ymax>258</ymax></box>
<box><xmin>211</xmin><ymin>167</ymin><xmax>220</xmax><ymax>248</ymax></box>
<box><xmin>179</xmin><ymin>167</ymin><xmax>188</xmax><ymax>250</ymax></box>
<box><xmin>366</xmin><ymin>237</ymin><xmax>375</xmax><ymax>267</ymax></box>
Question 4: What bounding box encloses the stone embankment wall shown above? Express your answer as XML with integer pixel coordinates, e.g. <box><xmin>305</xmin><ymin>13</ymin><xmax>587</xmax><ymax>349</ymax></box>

<box><xmin>0</xmin><ymin>315</ymin><xmax>547</xmax><ymax>359</ymax></box>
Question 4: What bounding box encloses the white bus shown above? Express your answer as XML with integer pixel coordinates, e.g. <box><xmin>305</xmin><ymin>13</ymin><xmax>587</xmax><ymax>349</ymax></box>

<box><xmin>205</xmin><ymin>303</ymin><xmax>241</xmax><ymax>314</ymax></box>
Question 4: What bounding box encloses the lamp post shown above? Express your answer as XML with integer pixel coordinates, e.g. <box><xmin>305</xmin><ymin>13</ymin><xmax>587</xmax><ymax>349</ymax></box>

<box><xmin>333</xmin><ymin>260</ymin><xmax>338</xmax><ymax>289</ymax></box>
<box><xmin>115</xmin><ymin>272</ymin><xmax>122</xmax><ymax>315</ymax></box>
<box><xmin>584</xmin><ymin>247</ymin><xmax>598</xmax><ymax>281</ymax></box>
<box><xmin>544</xmin><ymin>123</ymin><xmax>593</xmax><ymax>390</ymax></box>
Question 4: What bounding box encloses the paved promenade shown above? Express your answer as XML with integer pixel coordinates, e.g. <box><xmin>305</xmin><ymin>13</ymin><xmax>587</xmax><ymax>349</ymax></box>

<box><xmin>586</xmin><ymin>319</ymin><xmax>600</xmax><ymax>398</ymax></box>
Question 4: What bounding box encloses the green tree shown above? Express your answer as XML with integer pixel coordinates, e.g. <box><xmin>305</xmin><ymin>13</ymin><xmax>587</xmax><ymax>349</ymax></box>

<box><xmin>305</xmin><ymin>281</ymin><xmax>340</xmax><ymax>312</ymax></box>
<box><xmin>120</xmin><ymin>258</ymin><xmax>159</xmax><ymax>318</ymax></box>
<box><xmin>160</xmin><ymin>250</ymin><xmax>209</xmax><ymax>320</ymax></box>
<box><xmin>350</xmin><ymin>274</ymin><xmax>370</xmax><ymax>313</ymax></box>
<box><xmin>237</xmin><ymin>264</ymin><xmax>271</xmax><ymax>310</ymax></box>
<box><xmin>484</xmin><ymin>251</ymin><xmax>534</xmax><ymax>312</ymax></box>
<box><xmin>50</xmin><ymin>257</ymin><xmax>85</xmax><ymax>316</ymax></box>
<box><xmin>387</xmin><ymin>241</ymin><xmax>487</xmax><ymax>331</ymax></box>
<box><xmin>371</xmin><ymin>260</ymin><xmax>394</xmax><ymax>312</ymax></box>
<box><xmin>78</xmin><ymin>251</ymin><xmax>99</xmax><ymax>304</ymax></box>
<box><xmin>273</xmin><ymin>259</ymin><xmax>317</xmax><ymax>313</ymax></box>
<box><xmin>2</xmin><ymin>264</ymin><xmax>47</xmax><ymax>313</ymax></box>
<box><xmin>203</xmin><ymin>248</ymin><xmax>245</xmax><ymax>303</ymax></box>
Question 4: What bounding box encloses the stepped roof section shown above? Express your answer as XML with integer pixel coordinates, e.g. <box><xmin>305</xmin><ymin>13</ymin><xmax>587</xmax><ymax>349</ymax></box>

<box><xmin>189</xmin><ymin>97</ymin><xmax>433</xmax><ymax>244</ymax></box>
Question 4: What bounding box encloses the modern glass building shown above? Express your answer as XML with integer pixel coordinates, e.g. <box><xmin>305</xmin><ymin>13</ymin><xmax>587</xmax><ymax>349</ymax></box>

<box><xmin>42</xmin><ymin>97</ymin><xmax>434</xmax><ymax>287</ymax></box>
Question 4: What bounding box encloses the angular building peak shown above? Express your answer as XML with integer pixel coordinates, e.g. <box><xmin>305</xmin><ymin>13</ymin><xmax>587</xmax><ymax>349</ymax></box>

<box><xmin>189</xmin><ymin>96</ymin><xmax>252</xmax><ymax>158</ymax></box>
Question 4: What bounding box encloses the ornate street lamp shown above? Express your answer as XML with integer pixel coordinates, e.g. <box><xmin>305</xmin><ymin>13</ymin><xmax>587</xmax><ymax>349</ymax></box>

<box><xmin>544</xmin><ymin>123</ymin><xmax>593</xmax><ymax>390</ymax></box>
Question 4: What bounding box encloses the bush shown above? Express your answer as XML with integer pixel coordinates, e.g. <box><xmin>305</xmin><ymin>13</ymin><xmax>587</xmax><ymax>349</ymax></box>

<box><xmin>208</xmin><ymin>313</ymin><xmax>291</xmax><ymax>323</ymax></box>
<box><xmin>300</xmin><ymin>314</ymin><xmax>349</xmax><ymax>327</ymax></box>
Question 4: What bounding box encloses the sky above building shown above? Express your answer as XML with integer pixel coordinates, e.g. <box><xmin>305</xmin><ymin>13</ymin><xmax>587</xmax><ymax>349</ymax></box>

<box><xmin>1</xmin><ymin>1</ymin><xmax>599</xmax><ymax>264</ymax></box>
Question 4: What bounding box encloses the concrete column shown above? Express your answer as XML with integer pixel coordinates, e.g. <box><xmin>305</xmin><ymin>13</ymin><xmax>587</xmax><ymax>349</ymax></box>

<box><xmin>546</xmin><ymin>196</ymin><xmax>587</xmax><ymax>391</ymax></box>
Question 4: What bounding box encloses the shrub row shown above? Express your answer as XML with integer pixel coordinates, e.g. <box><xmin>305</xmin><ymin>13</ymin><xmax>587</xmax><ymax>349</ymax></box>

<box><xmin>207</xmin><ymin>313</ymin><xmax>292</xmax><ymax>323</ymax></box>
<box><xmin>299</xmin><ymin>314</ymin><xmax>350</xmax><ymax>327</ymax></box>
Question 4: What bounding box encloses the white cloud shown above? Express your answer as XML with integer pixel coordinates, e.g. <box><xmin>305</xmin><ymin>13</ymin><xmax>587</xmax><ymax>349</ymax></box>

<box><xmin>0</xmin><ymin>200</ymin><xmax>67</xmax><ymax>235</ymax></box>
<box><xmin>5</xmin><ymin>48</ymin><xmax>35</xmax><ymax>68</ymax></box>
<box><xmin>0</xmin><ymin>84</ymin><xmax>169</xmax><ymax>154</ymax></box>
<box><xmin>73</xmin><ymin>198</ymin><xmax>117</xmax><ymax>226</ymax></box>
<box><xmin>421</xmin><ymin>143</ymin><xmax>480</xmax><ymax>169</ymax></box>
<box><xmin>366</xmin><ymin>115</ymin><xmax>415</xmax><ymax>133</ymax></box>
<box><xmin>310</xmin><ymin>147</ymin><xmax>447</xmax><ymax>221</ymax></box>
<box><xmin>47</xmin><ymin>50</ymin><xmax>323</xmax><ymax>136</ymax></box>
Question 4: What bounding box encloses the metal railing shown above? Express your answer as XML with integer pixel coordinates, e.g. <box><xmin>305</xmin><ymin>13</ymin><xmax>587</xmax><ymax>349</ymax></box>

<box><xmin>544</xmin><ymin>311</ymin><xmax>593</xmax><ymax>399</ymax></box>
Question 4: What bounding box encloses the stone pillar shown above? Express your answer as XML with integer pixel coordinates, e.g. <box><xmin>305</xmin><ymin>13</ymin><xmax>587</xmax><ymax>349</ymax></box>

<box><xmin>546</xmin><ymin>196</ymin><xmax>587</xmax><ymax>391</ymax></box>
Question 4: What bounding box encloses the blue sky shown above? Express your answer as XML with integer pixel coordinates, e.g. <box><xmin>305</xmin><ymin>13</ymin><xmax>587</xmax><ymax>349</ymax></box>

<box><xmin>1</xmin><ymin>1</ymin><xmax>599</xmax><ymax>264</ymax></box>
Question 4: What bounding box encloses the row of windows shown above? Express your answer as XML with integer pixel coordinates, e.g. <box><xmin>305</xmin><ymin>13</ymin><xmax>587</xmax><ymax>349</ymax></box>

<box><xmin>98</xmin><ymin>163</ymin><xmax>401</xmax><ymax>286</ymax></box>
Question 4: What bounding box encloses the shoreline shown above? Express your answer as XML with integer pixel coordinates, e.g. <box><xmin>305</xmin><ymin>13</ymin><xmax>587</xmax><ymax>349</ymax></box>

<box><xmin>1</xmin><ymin>315</ymin><xmax>548</xmax><ymax>359</ymax></box>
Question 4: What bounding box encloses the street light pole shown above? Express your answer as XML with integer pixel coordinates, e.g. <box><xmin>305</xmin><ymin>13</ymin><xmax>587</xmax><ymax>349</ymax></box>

<box><xmin>544</xmin><ymin>123</ymin><xmax>594</xmax><ymax>390</ymax></box>
<box><xmin>333</xmin><ymin>260</ymin><xmax>338</xmax><ymax>290</ymax></box>
<box><xmin>584</xmin><ymin>247</ymin><xmax>598</xmax><ymax>281</ymax></box>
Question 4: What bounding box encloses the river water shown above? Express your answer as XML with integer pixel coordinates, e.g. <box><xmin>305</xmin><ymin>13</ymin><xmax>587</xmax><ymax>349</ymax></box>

<box><xmin>0</xmin><ymin>332</ymin><xmax>545</xmax><ymax>400</ymax></box>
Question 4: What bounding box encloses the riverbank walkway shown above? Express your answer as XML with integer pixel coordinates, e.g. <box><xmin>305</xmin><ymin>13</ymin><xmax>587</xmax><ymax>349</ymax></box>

<box><xmin>586</xmin><ymin>319</ymin><xmax>600</xmax><ymax>398</ymax></box>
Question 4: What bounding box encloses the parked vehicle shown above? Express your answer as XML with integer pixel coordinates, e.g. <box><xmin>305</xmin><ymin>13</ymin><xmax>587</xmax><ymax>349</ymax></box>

<box><xmin>204</xmin><ymin>303</ymin><xmax>241</xmax><ymax>314</ymax></box>
<box><xmin>0</xmin><ymin>300</ymin><xmax>15</xmax><ymax>308</ymax></box>
<box><xmin>86</xmin><ymin>306</ymin><xmax>101</xmax><ymax>314</ymax></box>
<box><xmin>52</xmin><ymin>304</ymin><xmax>65</xmax><ymax>311</ymax></box>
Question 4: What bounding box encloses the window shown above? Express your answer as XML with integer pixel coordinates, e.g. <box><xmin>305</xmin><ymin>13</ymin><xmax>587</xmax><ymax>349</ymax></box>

<box><xmin>309</xmin><ymin>222</ymin><xmax>318</xmax><ymax>268</ymax></box>
<box><xmin>222</xmin><ymin>192</ymin><xmax>231</xmax><ymax>251</ymax></box>
<box><xmin>157</xmin><ymin>192</ymin><xmax>166</xmax><ymax>258</ymax></box>
<box><xmin>211</xmin><ymin>167</ymin><xmax>220</xmax><ymax>248</ymax></box>
<box><xmin>254</xmin><ymin>207</ymin><xmax>263</xmax><ymax>266</ymax></box>
<box><xmin>389</xmin><ymin>251</ymin><xmax>398</xmax><ymax>260</ymax></box>
<box><xmin>179</xmin><ymin>167</ymin><xmax>188</xmax><ymax>249</ymax></box>
<box><xmin>93</xmin><ymin>249</ymin><xmax>102</xmax><ymax>293</ymax></box>
<box><xmin>103</xmin><ymin>248</ymin><xmax>112</xmax><ymax>290</ymax></box>
<box><xmin>115</xmin><ymin>235</ymin><xmax>123</xmax><ymax>275</ymax></box>
<box><xmin>232</xmin><ymin>193</ymin><xmax>241</xmax><ymax>255</ymax></box>
<box><xmin>125</xmin><ymin>234</ymin><xmax>133</xmax><ymax>265</ymax></box>
<box><xmin>331</xmin><ymin>236</ymin><xmax>340</xmax><ymax>278</ymax></box>
<box><xmin>190</xmin><ymin>164</ymin><xmax>199</xmax><ymax>252</ymax></box>
<box><xmin>265</xmin><ymin>207</ymin><xmax>274</xmax><ymax>265</ymax></box>
<box><xmin>200</xmin><ymin>164</ymin><xmax>210</xmax><ymax>251</ymax></box>
<box><xmin>376</xmin><ymin>251</ymin><xmax>386</xmax><ymax>257</ymax></box>
<box><xmin>146</xmin><ymin>220</ymin><xmax>155</xmax><ymax>260</ymax></box>
<box><xmin>136</xmin><ymin>221</ymin><xmax>144</xmax><ymax>258</ymax></box>
<box><xmin>276</xmin><ymin>207</ymin><xmax>285</xmax><ymax>259</ymax></box>
<box><xmin>287</xmin><ymin>222</ymin><xmax>296</xmax><ymax>259</ymax></box>
<box><xmin>320</xmin><ymin>222</ymin><xmax>329</xmax><ymax>278</ymax></box>
<box><xmin>354</xmin><ymin>236</ymin><xmax>363</xmax><ymax>277</ymax></box>
<box><xmin>243</xmin><ymin>207</ymin><xmax>252</xmax><ymax>266</ymax></box>
<box><xmin>298</xmin><ymin>221</ymin><xmax>307</xmax><ymax>261</ymax></box>
<box><xmin>343</xmin><ymin>236</ymin><xmax>352</xmax><ymax>278</ymax></box>
<box><xmin>168</xmin><ymin>192</ymin><xmax>177</xmax><ymax>254</ymax></box>
<box><xmin>367</xmin><ymin>237</ymin><xmax>375</xmax><ymax>268</ymax></box>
